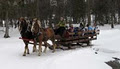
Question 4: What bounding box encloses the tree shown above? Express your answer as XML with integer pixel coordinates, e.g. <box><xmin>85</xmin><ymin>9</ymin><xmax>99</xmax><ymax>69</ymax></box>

<box><xmin>3</xmin><ymin>0</ymin><xmax>12</xmax><ymax>38</ymax></box>
<box><xmin>72</xmin><ymin>0</ymin><xmax>86</xmax><ymax>23</ymax></box>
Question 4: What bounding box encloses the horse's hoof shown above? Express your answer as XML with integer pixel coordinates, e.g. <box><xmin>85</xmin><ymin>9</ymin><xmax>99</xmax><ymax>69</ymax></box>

<box><xmin>33</xmin><ymin>50</ymin><xmax>35</xmax><ymax>52</ymax></box>
<box><xmin>23</xmin><ymin>54</ymin><xmax>26</xmax><ymax>56</ymax></box>
<box><xmin>33</xmin><ymin>50</ymin><xmax>37</xmax><ymax>52</ymax></box>
<box><xmin>27</xmin><ymin>52</ymin><xmax>30</xmax><ymax>54</ymax></box>
<box><xmin>52</xmin><ymin>51</ymin><xmax>55</xmax><ymax>53</ymax></box>
<box><xmin>38</xmin><ymin>53</ymin><xmax>41</xmax><ymax>56</ymax></box>
<box><xmin>44</xmin><ymin>51</ymin><xmax>46</xmax><ymax>53</ymax></box>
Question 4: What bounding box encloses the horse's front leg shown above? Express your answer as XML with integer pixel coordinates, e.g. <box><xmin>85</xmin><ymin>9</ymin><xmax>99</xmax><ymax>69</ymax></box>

<box><xmin>33</xmin><ymin>39</ymin><xmax>37</xmax><ymax>52</ymax></box>
<box><xmin>43</xmin><ymin>41</ymin><xmax>47</xmax><ymax>53</ymax></box>
<box><xmin>23</xmin><ymin>44</ymin><xmax>29</xmax><ymax>56</ymax></box>
<box><xmin>27</xmin><ymin>46</ymin><xmax>30</xmax><ymax>54</ymax></box>
<box><xmin>38</xmin><ymin>41</ymin><xmax>42</xmax><ymax>56</ymax></box>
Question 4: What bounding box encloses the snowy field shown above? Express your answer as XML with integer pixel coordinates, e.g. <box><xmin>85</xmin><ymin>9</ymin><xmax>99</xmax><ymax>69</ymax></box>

<box><xmin>0</xmin><ymin>24</ymin><xmax>120</xmax><ymax>69</ymax></box>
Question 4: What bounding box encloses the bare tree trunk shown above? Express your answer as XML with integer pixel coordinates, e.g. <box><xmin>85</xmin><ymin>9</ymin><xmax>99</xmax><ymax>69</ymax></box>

<box><xmin>111</xmin><ymin>22</ymin><xmax>114</xmax><ymax>28</ymax></box>
<box><xmin>4</xmin><ymin>11</ymin><xmax>10</xmax><ymax>38</ymax></box>
<box><xmin>87</xmin><ymin>0</ymin><xmax>91</xmax><ymax>25</ymax></box>
<box><xmin>111</xmin><ymin>14</ymin><xmax>114</xmax><ymax>28</ymax></box>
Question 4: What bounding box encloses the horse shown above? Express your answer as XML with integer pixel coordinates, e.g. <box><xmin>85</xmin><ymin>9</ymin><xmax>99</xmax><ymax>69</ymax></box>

<box><xmin>18</xmin><ymin>17</ymin><xmax>37</xmax><ymax>56</ymax></box>
<box><xmin>31</xmin><ymin>18</ymin><xmax>56</xmax><ymax>56</ymax></box>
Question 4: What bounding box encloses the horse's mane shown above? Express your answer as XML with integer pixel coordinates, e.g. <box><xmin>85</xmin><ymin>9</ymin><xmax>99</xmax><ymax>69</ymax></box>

<box><xmin>37</xmin><ymin>20</ymin><xmax>42</xmax><ymax>28</ymax></box>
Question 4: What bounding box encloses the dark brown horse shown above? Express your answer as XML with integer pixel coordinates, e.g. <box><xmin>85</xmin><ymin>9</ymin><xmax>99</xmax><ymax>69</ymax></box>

<box><xmin>31</xmin><ymin>19</ymin><xmax>56</xmax><ymax>56</ymax></box>
<box><xmin>18</xmin><ymin>17</ymin><xmax>36</xmax><ymax>56</ymax></box>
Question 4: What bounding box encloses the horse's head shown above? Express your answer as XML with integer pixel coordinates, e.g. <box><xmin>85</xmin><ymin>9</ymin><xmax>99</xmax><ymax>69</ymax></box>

<box><xmin>18</xmin><ymin>17</ymin><xmax>28</xmax><ymax>34</ymax></box>
<box><xmin>31</xmin><ymin>18</ymin><xmax>41</xmax><ymax>34</ymax></box>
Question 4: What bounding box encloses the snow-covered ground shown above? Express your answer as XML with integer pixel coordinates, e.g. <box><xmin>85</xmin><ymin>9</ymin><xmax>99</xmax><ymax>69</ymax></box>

<box><xmin>0</xmin><ymin>25</ymin><xmax>120</xmax><ymax>69</ymax></box>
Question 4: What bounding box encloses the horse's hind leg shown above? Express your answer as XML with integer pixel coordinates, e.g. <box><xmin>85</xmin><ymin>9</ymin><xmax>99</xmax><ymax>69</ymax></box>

<box><xmin>51</xmin><ymin>39</ymin><xmax>56</xmax><ymax>53</ymax></box>
<box><xmin>23</xmin><ymin>44</ymin><xmax>29</xmax><ymax>56</ymax></box>
<box><xmin>33</xmin><ymin>45</ymin><xmax>37</xmax><ymax>52</ymax></box>
<box><xmin>52</xmin><ymin>43</ymin><xmax>56</xmax><ymax>53</ymax></box>
<box><xmin>43</xmin><ymin>41</ymin><xmax>47</xmax><ymax>53</ymax></box>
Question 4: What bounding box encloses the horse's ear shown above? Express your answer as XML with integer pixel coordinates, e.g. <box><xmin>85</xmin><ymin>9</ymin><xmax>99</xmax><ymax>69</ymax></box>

<box><xmin>33</xmin><ymin>18</ymin><xmax>37</xmax><ymax>21</ymax></box>
<box><xmin>20</xmin><ymin>17</ymin><xmax>24</xmax><ymax>21</ymax></box>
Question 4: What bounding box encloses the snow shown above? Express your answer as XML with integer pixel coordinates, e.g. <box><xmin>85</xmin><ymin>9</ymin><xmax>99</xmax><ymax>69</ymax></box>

<box><xmin>0</xmin><ymin>24</ymin><xmax>120</xmax><ymax>69</ymax></box>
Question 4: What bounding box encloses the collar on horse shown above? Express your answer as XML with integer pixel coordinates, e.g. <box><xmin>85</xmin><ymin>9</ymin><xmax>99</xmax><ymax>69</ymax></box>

<box><xmin>33</xmin><ymin>28</ymin><xmax>42</xmax><ymax>38</ymax></box>
<box><xmin>34</xmin><ymin>28</ymin><xmax>48</xmax><ymax>41</ymax></box>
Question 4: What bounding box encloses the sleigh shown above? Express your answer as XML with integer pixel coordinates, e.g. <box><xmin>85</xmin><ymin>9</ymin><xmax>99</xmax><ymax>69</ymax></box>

<box><xmin>50</xmin><ymin>29</ymin><xmax>100</xmax><ymax>50</ymax></box>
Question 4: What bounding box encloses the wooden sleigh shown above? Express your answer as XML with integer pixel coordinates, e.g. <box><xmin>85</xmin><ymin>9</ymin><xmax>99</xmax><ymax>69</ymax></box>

<box><xmin>51</xmin><ymin>30</ymin><xmax>100</xmax><ymax>50</ymax></box>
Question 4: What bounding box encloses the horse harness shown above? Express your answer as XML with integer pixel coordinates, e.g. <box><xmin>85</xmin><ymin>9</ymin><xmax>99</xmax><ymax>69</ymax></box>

<box><xmin>34</xmin><ymin>28</ymin><xmax>48</xmax><ymax>41</ymax></box>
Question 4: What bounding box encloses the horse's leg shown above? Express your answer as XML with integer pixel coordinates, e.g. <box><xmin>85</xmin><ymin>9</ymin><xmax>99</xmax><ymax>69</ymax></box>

<box><xmin>33</xmin><ymin>45</ymin><xmax>37</xmax><ymax>52</ymax></box>
<box><xmin>38</xmin><ymin>35</ymin><xmax>43</xmax><ymax>56</ymax></box>
<box><xmin>52</xmin><ymin>43</ymin><xmax>56</xmax><ymax>53</ymax></box>
<box><xmin>26</xmin><ymin>41</ymin><xmax>29</xmax><ymax>54</ymax></box>
<box><xmin>33</xmin><ymin>39</ymin><xmax>37</xmax><ymax>52</ymax></box>
<box><xmin>27</xmin><ymin>45</ymin><xmax>30</xmax><ymax>54</ymax></box>
<box><xmin>23</xmin><ymin>43</ymin><xmax>28</xmax><ymax>56</ymax></box>
<box><xmin>38</xmin><ymin>41</ymin><xmax>42</xmax><ymax>56</ymax></box>
<box><xmin>51</xmin><ymin>38</ymin><xmax>56</xmax><ymax>53</ymax></box>
<box><xmin>43</xmin><ymin>41</ymin><xmax>47</xmax><ymax>53</ymax></box>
